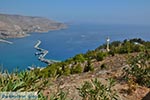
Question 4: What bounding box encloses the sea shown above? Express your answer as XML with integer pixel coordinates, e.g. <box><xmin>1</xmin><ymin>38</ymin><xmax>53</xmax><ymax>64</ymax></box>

<box><xmin>0</xmin><ymin>23</ymin><xmax>150</xmax><ymax>72</ymax></box>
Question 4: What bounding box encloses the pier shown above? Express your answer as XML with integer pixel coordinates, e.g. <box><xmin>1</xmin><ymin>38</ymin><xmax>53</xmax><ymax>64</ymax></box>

<box><xmin>34</xmin><ymin>40</ymin><xmax>60</xmax><ymax>65</ymax></box>
<box><xmin>0</xmin><ymin>39</ymin><xmax>13</xmax><ymax>44</ymax></box>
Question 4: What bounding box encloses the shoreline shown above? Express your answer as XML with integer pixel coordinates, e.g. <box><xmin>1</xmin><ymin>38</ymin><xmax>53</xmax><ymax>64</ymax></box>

<box><xmin>0</xmin><ymin>27</ymin><xmax>67</xmax><ymax>40</ymax></box>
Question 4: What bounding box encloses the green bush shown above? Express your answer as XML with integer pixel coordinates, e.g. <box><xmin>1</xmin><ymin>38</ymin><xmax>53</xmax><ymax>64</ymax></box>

<box><xmin>63</xmin><ymin>66</ymin><xmax>71</xmax><ymax>76</ymax></box>
<box><xmin>84</xmin><ymin>59</ymin><xmax>94</xmax><ymax>72</ymax></box>
<box><xmin>96</xmin><ymin>52</ymin><xmax>107</xmax><ymax>61</ymax></box>
<box><xmin>50</xmin><ymin>90</ymin><xmax>68</xmax><ymax>100</ymax></box>
<box><xmin>123</xmin><ymin>52</ymin><xmax>150</xmax><ymax>87</ymax></box>
<box><xmin>71</xmin><ymin>64</ymin><xmax>83</xmax><ymax>74</ymax></box>
<box><xmin>109</xmin><ymin>50</ymin><xmax>115</xmax><ymax>56</ymax></box>
<box><xmin>110</xmin><ymin>41</ymin><xmax>121</xmax><ymax>48</ymax></box>
<box><xmin>45</xmin><ymin>64</ymin><xmax>58</xmax><ymax>77</ymax></box>
<box><xmin>132</xmin><ymin>44</ymin><xmax>144</xmax><ymax>52</ymax></box>
<box><xmin>115</xmin><ymin>40</ymin><xmax>146</xmax><ymax>54</ymax></box>
<box><xmin>0</xmin><ymin>70</ymin><xmax>49</xmax><ymax>92</ymax></box>
<box><xmin>73</xmin><ymin>54</ymin><xmax>86</xmax><ymax>63</ymax></box>
<box><xmin>77</xmin><ymin>78</ymin><xmax>118</xmax><ymax>100</ymax></box>
<box><xmin>84</xmin><ymin>50</ymin><xmax>97</xmax><ymax>59</ymax></box>
<box><xmin>38</xmin><ymin>89</ymin><xmax>69</xmax><ymax>100</ymax></box>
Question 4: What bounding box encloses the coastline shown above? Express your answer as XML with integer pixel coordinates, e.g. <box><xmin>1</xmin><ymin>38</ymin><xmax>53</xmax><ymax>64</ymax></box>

<box><xmin>0</xmin><ymin>26</ymin><xmax>67</xmax><ymax>39</ymax></box>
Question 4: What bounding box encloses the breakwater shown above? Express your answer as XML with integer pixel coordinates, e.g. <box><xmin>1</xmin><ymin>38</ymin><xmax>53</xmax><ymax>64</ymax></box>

<box><xmin>0</xmin><ymin>39</ymin><xmax>13</xmax><ymax>44</ymax></box>
<box><xmin>34</xmin><ymin>40</ymin><xmax>60</xmax><ymax>65</ymax></box>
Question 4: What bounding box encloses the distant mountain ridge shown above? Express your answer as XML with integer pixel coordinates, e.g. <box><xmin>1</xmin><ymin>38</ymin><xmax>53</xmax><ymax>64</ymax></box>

<box><xmin>0</xmin><ymin>14</ymin><xmax>67</xmax><ymax>38</ymax></box>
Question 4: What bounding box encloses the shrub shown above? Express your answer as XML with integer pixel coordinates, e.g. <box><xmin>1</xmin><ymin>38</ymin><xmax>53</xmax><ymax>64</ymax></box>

<box><xmin>73</xmin><ymin>54</ymin><xmax>86</xmax><ymax>63</ymax></box>
<box><xmin>132</xmin><ymin>44</ymin><xmax>144</xmax><ymax>52</ymax></box>
<box><xmin>77</xmin><ymin>78</ymin><xmax>118</xmax><ymax>100</ymax></box>
<box><xmin>0</xmin><ymin>70</ymin><xmax>49</xmax><ymax>92</ymax></box>
<box><xmin>110</xmin><ymin>41</ymin><xmax>121</xmax><ymax>48</ymax></box>
<box><xmin>100</xmin><ymin>63</ymin><xmax>107</xmax><ymax>70</ymax></box>
<box><xmin>84</xmin><ymin>59</ymin><xmax>94</xmax><ymax>72</ymax></box>
<box><xmin>123</xmin><ymin>52</ymin><xmax>150</xmax><ymax>87</ymax></box>
<box><xmin>96</xmin><ymin>52</ymin><xmax>107</xmax><ymax>61</ymax></box>
<box><xmin>109</xmin><ymin>50</ymin><xmax>115</xmax><ymax>56</ymax></box>
<box><xmin>63</xmin><ymin>66</ymin><xmax>71</xmax><ymax>76</ymax></box>
<box><xmin>49</xmin><ymin>90</ymin><xmax>68</xmax><ymax>100</ymax></box>
<box><xmin>38</xmin><ymin>88</ymin><xmax>69</xmax><ymax>100</ymax></box>
<box><xmin>84</xmin><ymin>50</ymin><xmax>97</xmax><ymax>59</ymax></box>
<box><xmin>45</xmin><ymin>64</ymin><xmax>58</xmax><ymax>77</ymax></box>
<box><xmin>71</xmin><ymin>64</ymin><xmax>83</xmax><ymax>74</ymax></box>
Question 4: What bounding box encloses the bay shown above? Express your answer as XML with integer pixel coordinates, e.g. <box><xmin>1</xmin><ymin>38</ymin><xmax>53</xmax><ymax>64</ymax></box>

<box><xmin>0</xmin><ymin>23</ymin><xmax>150</xmax><ymax>72</ymax></box>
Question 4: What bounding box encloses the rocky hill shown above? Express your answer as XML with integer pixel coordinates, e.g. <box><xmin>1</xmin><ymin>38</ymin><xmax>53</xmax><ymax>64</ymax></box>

<box><xmin>0</xmin><ymin>14</ymin><xmax>66</xmax><ymax>38</ymax></box>
<box><xmin>49</xmin><ymin>53</ymin><xmax>150</xmax><ymax>100</ymax></box>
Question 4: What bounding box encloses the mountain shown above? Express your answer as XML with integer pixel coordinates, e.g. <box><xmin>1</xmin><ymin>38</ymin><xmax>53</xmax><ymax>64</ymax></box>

<box><xmin>0</xmin><ymin>14</ymin><xmax>67</xmax><ymax>38</ymax></box>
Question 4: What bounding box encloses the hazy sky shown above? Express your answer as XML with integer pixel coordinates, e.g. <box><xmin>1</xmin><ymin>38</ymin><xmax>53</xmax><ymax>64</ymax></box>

<box><xmin>0</xmin><ymin>0</ymin><xmax>150</xmax><ymax>25</ymax></box>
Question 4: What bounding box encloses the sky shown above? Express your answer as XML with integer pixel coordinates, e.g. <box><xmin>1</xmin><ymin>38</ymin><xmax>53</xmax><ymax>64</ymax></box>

<box><xmin>0</xmin><ymin>0</ymin><xmax>150</xmax><ymax>25</ymax></box>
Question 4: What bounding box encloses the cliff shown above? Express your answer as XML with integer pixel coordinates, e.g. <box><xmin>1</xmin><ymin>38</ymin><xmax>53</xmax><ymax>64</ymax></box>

<box><xmin>0</xmin><ymin>14</ymin><xmax>67</xmax><ymax>38</ymax></box>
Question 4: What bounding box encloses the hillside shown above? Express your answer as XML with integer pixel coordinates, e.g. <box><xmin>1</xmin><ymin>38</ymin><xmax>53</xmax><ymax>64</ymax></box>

<box><xmin>34</xmin><ymin>38</ymin><xmax>150</xmax><ymax>100</ymax></box>
<box><xmin>48</xmin><ymin>53</ymin><xmax>149</xmax><ymax>100</ymax></box>
<box><xmin>0</xmin><ymin>38</ymin><xmax>149</xmax><ymax>100</ymax></box>
<box><xmin>0</xmin><ymin>14</ymin><xmax>66</xmax><ymax>38</ymax></box>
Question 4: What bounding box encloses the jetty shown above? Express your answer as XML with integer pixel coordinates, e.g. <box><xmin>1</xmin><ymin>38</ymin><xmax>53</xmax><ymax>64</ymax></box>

<box><xmin>0</xmin><ymin>39</ymin><xmax>13</xmax><ymax>44</ymax></box>
<box><xmin>34</xmin><ymin>40</ymin><xmax>60</xmax><ymax>65</ymax></box>
<box><xmin>27</xmin><ymin>66</ymin><xmax>44</xmax><ymax>71</ymax></box>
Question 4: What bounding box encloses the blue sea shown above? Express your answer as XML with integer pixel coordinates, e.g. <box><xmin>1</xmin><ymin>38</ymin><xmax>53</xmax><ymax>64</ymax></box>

<box><xmin>0</xmin><ymin>23</ymin><xmax>150</xmax><ymax>72</ymax></box>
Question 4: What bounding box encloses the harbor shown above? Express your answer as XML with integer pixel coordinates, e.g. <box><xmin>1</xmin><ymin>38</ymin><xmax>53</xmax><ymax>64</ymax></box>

<box><xmin>34</xmin><ymin>40</ymin><xmax>60</xmax><ymax>65</ymax></box>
